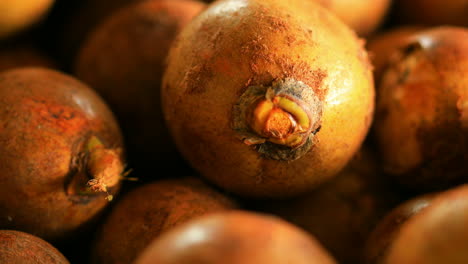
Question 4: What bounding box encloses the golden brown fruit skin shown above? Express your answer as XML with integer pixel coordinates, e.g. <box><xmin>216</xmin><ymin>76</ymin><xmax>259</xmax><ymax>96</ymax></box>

<box><xmin>0</xmin><ymin>0</ymin><xmax>55</xmax><ymax>39</ymax></box>
<box><xmin>134</xmin><ymin>210</ymin><xmax>337</xmax><ymax>264</ymax></box>
<box><xmin>75</xmin><ymin>0</ymin><xmax>206</xmax><ymax>175</ymax></box>
<box><xmin>253</xmin><ymin>148</ymin><xmax>400</xmax><ymax>264</ymax></box>
<box><xmin>91</xmin><ymin>177</ymin><xmax>236</xmax><ymax>264</ymax></box>
<box><xmin>162</xmin><ymin>0</ymin><xmax>374</xmax><ymax>198</ymax></box>
<box><xmin>0</xmin><ymin>230</ymin><xmax>70</xmax><ymax>264</ymax></box>
<box><xmin>313</xmin><ymin>0</ymin><xmax>391</xmax><ymax>36</ymax></box>
<box><xmin>374</xmin><ymin>27</ymin><xmax>468</xmax><ymax>191</ymax></box>
<box><xmin>0</xmin><ymin>45</ymin><xmax>56</xmax><ymax>73</ymax></box>
<box><xmin>393</xmin><ymin>0</ymin><xmax>468</xmax><ymax>27</ymax></box>
<box><xmin>367</xmin><ymin>26</ymin><xmax>425</xmax><ymax>85</ymax></box>
<box><xmin>364</xmin><ymin>193</ymin><xmax>436</xmax><ymax>264</ymax></box>
<box><xmin>383</xmin><ymin>184</ymin><xmax>468</xmax><ymax>264</ymax></box>
<box><xmin>0</xmin><ymin>67</ymin><xmax>124</xmax><ymax>241</ymax></box>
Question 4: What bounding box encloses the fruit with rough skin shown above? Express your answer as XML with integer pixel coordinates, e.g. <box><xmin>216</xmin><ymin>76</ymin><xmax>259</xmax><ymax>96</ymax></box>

<box><xmin>374</xmin><ymin>26</ymin><xmax>468</xmax><ymax>191</ymax></box>
<box><xmin>134</xmin><ymin>210</ymin><xmax>337</xmax><ymax>264</ymax></box>
<box><xmin>0</xmin><ymin>67</ymin><xmax>125</xmax><ymax>241</ymax></box>
<box><xmin>0</xmin><ymin>0</ymin><xmax>55</xmax><ymax>39</ymax></box>
<box><xmin>0</xmin><ymin>230</ymin><xmax>69</xmax><ymax>264</ymax></box>
<box><xmin>253</xmin><ymin>148</ymin><xmax>401</xmax><ymax>264</ymax></box>
<box><xmin>162</xmin><ymin>0</ymin><xmax>374</xmax><ymax>198</ymax></box>
<box><xmin>364</xmin><ymin>193</ymin><xmax>436</xmax><ymax>264</ymax></box>
<box><xmin>75</xmin><ymin>0</ymin><xmax>206</xmax><ymax>175</ymax></box>
<box><xmin>90</xmin><ymin>177</ymin><xmax>236</xmax><ymax>264</ymax></box>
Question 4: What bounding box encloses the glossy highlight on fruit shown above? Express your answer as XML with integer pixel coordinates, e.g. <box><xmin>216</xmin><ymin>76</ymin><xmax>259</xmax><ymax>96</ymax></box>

<box><xmin>134</xmin><ymin>211</ymin><xmax>337</xmax><ymax>264</ymax></box>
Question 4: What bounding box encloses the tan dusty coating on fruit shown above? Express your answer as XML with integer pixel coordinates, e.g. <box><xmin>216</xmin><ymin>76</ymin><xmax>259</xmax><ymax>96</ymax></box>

<box><xmin>374</xmin><ymin>27</ymin><xmax>468</xmax><ymax>191</ymax></box>
<box><xmin>364</xmin><ymin>193</ymin><xmax>436</xmax><ymax>264</ymax></box>
<box><xmin>254</xmin><ymin>148</ymin><xmax>400</xmax><ymax>264</ymax></box>
<box><xmin>0</xmin><ymin>45</ymin><xmax>56</xmax><ymax>73</ymax></box>
<box><xmin>134</xmin><ymin>210</ymin><xmax>337</xmax><ymax>264</ymax></box>
<box><xmin>162</xmin><ymin>0</ymin><xmax>374</xmax><ymax>198</ymax></box>
<box><xmin>75</xmin><ymin>0</ymin><xmax>206</xmax><ymax>173</ymax></box>
<box><xmin>91</xmin><ymin>177</ymin><xmax>236</xmax><ymax>264</ymax></box>
<box><xmin>0</xmin><ymin>230</ymin><xmax>69</xmax><ymax>264</ymax></box>
<box><xmin>383</xmin><ymin>184</ymin><xmax>468</xmax><ymax>264</ymax></box>
<box><xmin>0</xmin><ymin>0</ymin><xmax>55</xmax><ymax>39</ymax></box>
<box><xmin>0</xmin><ymin>67</ymin><xmax>124</xmax><ymax>241</ymax></box>
<box><xmin>393</xmin><ymin>0</ymin><xmax>468</xmax><ymax>27</ymax></box>
<box><xmin>367</xmin><ymin>26</ymin><xmax>425</xmax><ymax>85</ymax></box>
<box><xmin>313</xmin><ymin>0</ymin><xmax>391</xmax><ymax>36</ymax></box>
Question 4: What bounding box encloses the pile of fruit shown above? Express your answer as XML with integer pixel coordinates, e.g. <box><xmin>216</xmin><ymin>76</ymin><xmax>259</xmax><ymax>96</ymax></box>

<box><xmin>0</xmin><ymin>0</ymin><xmax>466</xmax><ymax>263</ymax></box>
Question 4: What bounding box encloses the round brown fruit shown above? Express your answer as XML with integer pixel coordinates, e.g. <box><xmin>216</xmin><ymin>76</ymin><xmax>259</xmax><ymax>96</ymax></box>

<box><xmin>0</xmin><ymin>0</ymin><xmax>55</xmax><ymax>39</ymax></box>
<box><xmin>364</xmin><ymin>193</ymin><xmax>436</xmax><ymax>264</ymax></box>
<box><xmin>91</xmin><ymin>176</ymin><xmax>236</xmax><ymax>264</ymax></box>
<box><xmin>0</xmin><ymin>67</ymin><xmax>125</xmax><ymax>241</ymax></box>
<box><xmin>253</xmin><ymin>147</ymin><xmax>401</xmax><ymax>264</ymax></box>
<box><xmin>75</xmin><ymin>0</ymin><xmax>206</xmax><ymax>175</ymax></box>
<box><xmin>0</xmin><ymin>230</ymin><xmax>69</xmax><ymax>264</ymax></box>
<box><xmin>383</xmin><ymin>184</ymin><xmax>468</xmax><ymax>263</ymax></box>
<box><xmin>162</xmin><ymin>0</ymin><xmax>374</xmax><ymax>198</ymax></box>
<box><xmin>134</xmin><ymin>210</ymin><xmax>337</xmax><ymax>264</ymax></box>
<box><xmin>374</xmin><ymin>26</ymin><xmax>468</xmax><ymax>191</ymax></box>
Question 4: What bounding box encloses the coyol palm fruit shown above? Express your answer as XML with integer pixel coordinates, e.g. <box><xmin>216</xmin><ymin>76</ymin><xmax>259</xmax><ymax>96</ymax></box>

<box><xmin>76</xmin><ymin>0</ymin><xmax>206</xmax><ymax>175</ymax></box>
<box><xmin>134</xmin><ymin>211</ymin><xmax>337</xmax><ymax>264</ymax></box>
<box><xmin>364</xmin><ymin>193</ymin><xmax>436</xmax><ymax>264</ymax></box>
<box><xmin>0</xmin><ymin>67</ymin><xmax>125</xmax><ymax>241</ymax></box>
<box><xmin>393</xmin><ymin>0</ymin><xmax>468</xmax><ymax>27</ymax></box>
<box><xmin>313</xmin><ymin>0</ymin><xmax>391</xmax><ymax>36</ymax></box>
<box><xmin>0</xmin><ymin>0</ymin><xmax>55</xmax><ymax>39</ymax></box>
<box><xmin>91</xmin><ymin>177</ymin><xmax>236</xmax><ymax>264</ymax></box>
<box><xmin>253</xmin><ymin>148</ymin><xmax>400</xmax><ymax>264</ymax></box>
<box><xmin>0</xmin><ymin>230</ymin><xmax>70</xmax><ymax>264</ymax></box>
<box><xmin>366</xmin><ymin>26</ymin><xmax>425</xmax><ymax>85</ymax></box>
<box><xmin>374</xmin><ymin>27</ymin><xmax>468</xmax><ymax>191</ymax></box>
<box><xmin>162</xmin><ymin>0</ymin><xmax>374</xmax><ymax>198</ymax></box>
<box><xmin>0</xmin><ymin>45</ymin><xmax>56</xmax><ymax>73</ymax></box>
<box><xmin>380</xmin><ymin>184</ymin><xmax>468</xmax><ymax>264</ymax></box>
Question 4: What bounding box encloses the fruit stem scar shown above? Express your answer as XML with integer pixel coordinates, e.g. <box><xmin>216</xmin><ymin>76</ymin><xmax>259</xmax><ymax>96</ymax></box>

<box><xmin>85</xmin><ymin>136</ymin><xmax>123</xmax><ymax>201</ymax></box>
<box><xmin>233</xmin><ymin>78</ymin><xmax>323</xmax><ymax>161</ymax></box>
<box><xmin>250</xmin><ymin>88</ymin><xmax>311</xmax><ymax>148</ymax></box>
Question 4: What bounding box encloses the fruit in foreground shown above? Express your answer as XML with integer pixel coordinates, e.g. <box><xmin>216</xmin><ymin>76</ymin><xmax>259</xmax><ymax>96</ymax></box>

<box><xmin>162</xmin><ymin>0</ymin><xmax>374</xmax><ymax>198</ymax></box>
